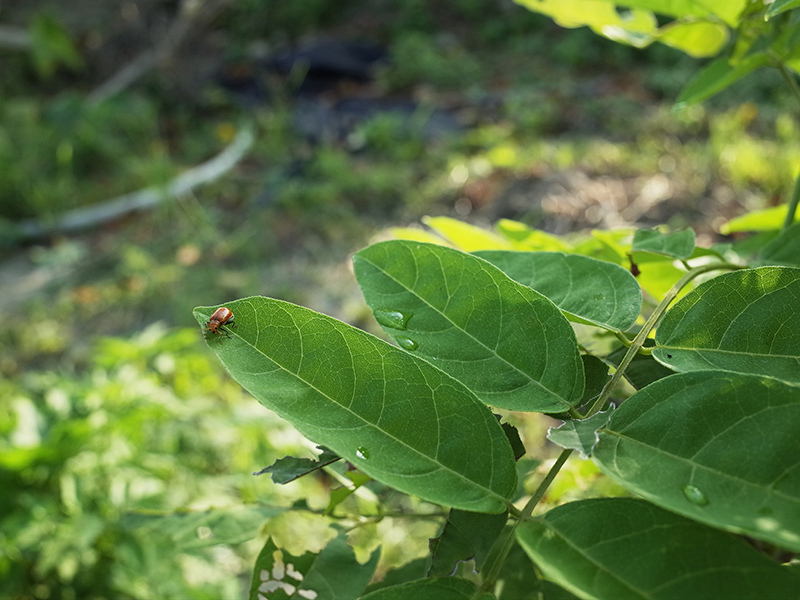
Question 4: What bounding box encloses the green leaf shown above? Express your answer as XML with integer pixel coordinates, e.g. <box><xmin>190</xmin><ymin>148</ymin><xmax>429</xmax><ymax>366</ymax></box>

<box><xmin>495</xmin><ymin>219</ymin><xmax>572</xmax><ymax>252</ymax></box>
<box><xmin>517</xmin><ymin>498</ymin><xmax>800</xmax><ymax>600</ymax></box>
<box><xmin>721</xmin><ymin>205</ymin><xmax>792</xmax><ymax>233</ymax></box>
<box><xmin>593</xmin><ymin>372</ymin><xmax>800</xmax><ymax>552</ymax></box>
<box><xmin>123</xmin><ymin>506</ymin><xmax>283</xmax><ymax>551</ymax></box>
<box><xmin>492</xmin><ymin>540</ymin><xmax>580</xmax><ymax>600</ymax></box>
<box><xmin>194</xmin><ymin>298</ymin><xmax>517</xmax><ymax>513</ymax></box>
<box><xmin>655</xmin><ymin>19</ymin><xmax>729</xmax><ymax>57</ymax></box>
<box><xmin>766</xmin><ymin>0</ymin><xmax>800</xmax><ymax>19</ymax></box>
<box><xmin>354</xmin><ymin>241</ymin><xmax>584</xmax><ymax>413</ymax></box>
<box><xmin>429</xmin><ymin>509</ymin><xmax>508</xmax><ymax>576</ymax></box>
<box><xmin>256</xmin><ymin>447</ymin><xmax>340</xmax><ymax>484</ymax></box>
<box><xmin>675</xmin><ymin>54</ymin><xmax>770</xmax><ymax>108</ymax></box>
<box><xmin>359</xmin><ymin>577</ymin><xmax>493</xmax><ymax>600</ymax></box>
<box><xmin>632</xmin><ymin>227</ymin><xmax>695</xmax><ymax>259</ymax></box>
<box><xmin>653</xmin><ymin>267</ymin><xmax>800</xmax><ymax>384</ymax></box>
<box><xmin>251</xmin><ymin>534</ymin><xmax>379</xmax><ymax>600</ymax></box>
<box><xmin>474</xmin><ymin>251</ymin><xmax>641</xmax><ymax>331</ymax></box>
<box><xmin>423</xmin><ymin>216</ymin><xmax>512</xmax><ymax>251</ymax></box>
<box><xmin>546</xmin><ymin>410</ymin><xmax>613</xmax><ymax>458</ymax></box>
<box><xmin>760</xmin><ymin>221</ymin><xmax>800</xmax><ymax>267</ymax></box>
<box><xmin>580</xmin><ymin>355</ymin><xmax>611</xmax><ymax>403</ymax></box>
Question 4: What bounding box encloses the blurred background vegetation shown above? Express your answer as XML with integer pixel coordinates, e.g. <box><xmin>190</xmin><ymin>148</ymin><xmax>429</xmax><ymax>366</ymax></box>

<box><xmin>1</xmin><ymin>1</ymin><xmax>796</xmax><ymax>598</ymax></box>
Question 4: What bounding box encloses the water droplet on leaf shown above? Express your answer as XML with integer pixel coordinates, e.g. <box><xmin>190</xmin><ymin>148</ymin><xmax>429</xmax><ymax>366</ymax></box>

<box><xmin>373</xmin><ymin>309</ymin><xmax>410</xmax><ymax>330</ymax></box>
<box><xmin>683</xmin><ymin>484</ymin><xmax>709</xmax><ymax>506</ymax></box>
<box><xmin>395</xmin><ymin>336</ymin><xmax>418</xmax><ymax>351</ymax></box>
<box><xmin>356</xmin><ymin>446</ymin><xmax>370</xmax><ymax>460</ymax></box>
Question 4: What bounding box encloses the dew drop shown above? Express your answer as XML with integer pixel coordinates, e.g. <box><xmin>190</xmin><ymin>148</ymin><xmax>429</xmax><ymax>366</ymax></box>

<box><xmin>683</xmin><ymin>484</ymin><xmax>709</xmax><ymax>506</ymax></box>
<box><xmin>356</xmin><ymin>446</ymin><xmax>370</xmax><ymax>460</ymax></box>
<box><xmin>395</xmin><ymin>336</ymin><xmax>418</xmax><ymax>351</ymax></box>
<box><xmin>373</xmin><ymin>309</ymin><xmax>410</xmax><ymax>330</ymax></box>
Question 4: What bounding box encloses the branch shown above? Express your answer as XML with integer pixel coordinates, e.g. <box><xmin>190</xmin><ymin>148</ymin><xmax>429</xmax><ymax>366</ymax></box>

<box><xmin>16</xmin><ymin>126</ymin><xmax>254</xmax><ymax>240</ymax></box>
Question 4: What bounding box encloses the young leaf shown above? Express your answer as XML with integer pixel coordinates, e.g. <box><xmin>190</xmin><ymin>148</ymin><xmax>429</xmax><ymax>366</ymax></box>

<box><xmin>194</xmin><ymin>298</ymin><xmax>517</xmax><ymax>514</ymax></box>
<box><xmin>359</xmin><ymin>576</ymin><xmax>492</xmax><ymax>600</ymax></box>
<box><xmin>428</xmin><ymin>509</ymin><xmax>508</xmax><ymax>576</ymax></box>
<box><xmin>720</xmin><ymin>204</ymin><xmax>792</xmax><ymax>233</ymax></box>
<box><xmin>517</xmin><ymin>498</ymin><xmax>800</xmax><ymax>600</ymax></box>
<box><xmin>593</xmin><ymin>371</ymin><xmax>800</xmax><ymax>552</ymax></box>
<box><xmin>546</xmin><ymin>410</ymin><xmax>612</xmax><ymax>458</ymax></box>
<box><xmin>423</xmin><ymin>216</ymin><xmax>513</xmax><ymax>251</ymax></box>
<box><xmin>474</xmin><ymin>251</ymin><xmax>641</xmax><ymax>331</ymax></box>
<box><xmin>653</xmin><ymin>267</ymin><xmax>800</xmax><ymax>384</ymax></box>
<box><xmin>353</xmin><ymin>241</ymin><xmax>584</xmax><ymax>413</ymax></box>
<box><xmin>250</xmin><ymin>534</ymin><xmax>379</xmax><ymax>600</ymax></box>
<box><xmin>632</xmin><ymin>227</ymin><xmax>695</xmax><ymax>259</ymax></box>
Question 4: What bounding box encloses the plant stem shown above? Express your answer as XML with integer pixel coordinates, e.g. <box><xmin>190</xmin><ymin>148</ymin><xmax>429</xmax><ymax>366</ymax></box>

<box><xmin>783</xmin><ymin>170</ymin><xmax>800</xmax><ymax>230</ymax></box>
<box><xmin>582</xmin><ymin>261</ymin><xmax>742</xmax><ymax>419</ymax></box>
<box><xmin>481</xmin><ymin>449</ymin><xmax>573</xmax><ymax>593</ymax></box>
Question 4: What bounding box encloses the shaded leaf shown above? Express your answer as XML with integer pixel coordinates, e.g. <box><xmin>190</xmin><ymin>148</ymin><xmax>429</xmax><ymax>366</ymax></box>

<box><xmin>429</xmin><ymin>509</ymin><xmax>508</xmax><ymax>576</ymax></box>
<box><xmin>766</xmin><ymin>0</ymin><xmax>800</xmax><ymax>19</ymax></box>
<box><xmin>580</xmin><ymin>354</ymin><xmax>611</xmax><ymax>403</ymax></box>
<box><xmin>501</xmin><ymin>421</ymin><xmax>527</xmax><ymax>461</ymax></box>
<box><xmin>594</xmin><ymin>372</ymin><xmax>800</xmax><ymax>552</ymax></box>
<box><xmin>255</xmin><ymin>446</ymin><xmax>340</xmax><ymax>484</ymax></box>
<box><xmin>675</xmin><ymin>54</ymin><xmax>770</xmax><ymax>108</ymax></box>
<box><xmin>361</xmin><ymin>559</ymin><xmax>429</xmax><ymax>595</ymax></box>
<box><xmin>475</xmin><ymin>251</ymin><xmax>641</xmax><ymax>331</ymax></box>
<box><xmin>632</xmin><ymin>227</ymin><xmax>695</xmax><ymax>259</ymax></box>
<box><xmin>194</xmin><ymin>298</ymin><xmax>517</xmax><ymax>513</ymax></box>
<box><xmin>760</xmin><ymin>221</ymin><xmax>800</xmax><ymax>266</ymax></box>
<box><xmin>607</xmin><ymin>344</ymin><xmax>675</xmax><ymax>390</ymax></box>
<box><xmin>359</xmin><ymin>576</ymin><xmax>493</xmax><ymax>600</ymax></box>
<box><xmin>517</xmin><ymin>498</ymin><xmax>800</xmax><ymax>600</ymax></box>
<box><xmin>354</xmin><ymin>241</ymin><xmax>584</xmax><ymax>413</ymax></box>
<box><xmin>653</xmin><ymin>267</ymin><xmax>800</xmax><ymax>384</ymax></box>
<box><xmin>546</xmin><ymin>410</ymin><xmax>612</xmax><ymax>458</ymax></box>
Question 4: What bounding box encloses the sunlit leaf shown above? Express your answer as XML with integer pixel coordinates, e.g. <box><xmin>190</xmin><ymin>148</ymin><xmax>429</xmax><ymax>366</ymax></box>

<box><xmin>720</xmin><ymin>205</ymin><xmax>791</xmax><ymax>233</ymax></box>
<box><xmin>653</xmin><ymin>267</ymin><xmax>800</xmax><ymax>383</ymax></box>
<box><xmin>495</xmin><ymin>219</ymin><xmax>572</xmax><ymax>252</ymax></box>
<box><xmin>517</xmin><ymin>498</ymin><xmax>800</xmax><ymax>600</ymax></box>
<box><xmin>632</xmin><ymin>227</ymin><xmax>695</xmax><ymax>259</ymax></box>
<box><xmin>390</xmin><ymin>226</ymin><xmax>448</xmax><ymax>245</ymax></box>
<box><xmin>594</xmin><ymin>372</ymin><xmax>800</xmax><ymax>552</ymax></box>
<box><xmin>194</xmin><ymin>298</ymin><xmax>517</xmax><ymax>513</ymax></box>
<box><xmin>475</xmin><ymin>251</ymin><xmax>641</xmax><ymax>331</ymax></box>
<box><xmin>656</xmin><ymin>19</ymin><xmax>728</xmax><ymax>57</ymax></box>
<box><xmin>354</xmin><ymin>241</ymin><xmax>584</xmax><ymax>413</ymax></box>
<box><xmin>423</xmin><ymin>216</ymin><xmax>513</xmax><ymax>251</ymax></box>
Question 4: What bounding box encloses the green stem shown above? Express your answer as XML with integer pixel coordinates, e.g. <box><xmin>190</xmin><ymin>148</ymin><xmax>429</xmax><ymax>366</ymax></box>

<box><xmin>582</xmin><ymin>261</ymin><xmax>742</xmax><ymax>419</ymax></box>
<box><xmin>783</xmin><ymin>170</ymin><xmax>800</xmax><ymax>230</ymax></box>
<box><xmin>776</xmin><ymin>60</ymin><xmax>800</xmax><ymax>108</ymax></box>
<box><xmin>480</xmin><ymin>449</ymin><xmax>573</xmax><ymax>593</ymax></box>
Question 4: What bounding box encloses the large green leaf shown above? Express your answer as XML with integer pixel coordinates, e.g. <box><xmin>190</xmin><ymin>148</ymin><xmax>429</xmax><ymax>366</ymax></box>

<box><xmin>194</xmin><ymin>298</ymin><xmax>517</xmax><ymax>513</ymax></box>
<box><xmin>475</xmin><ymin>251</ymin><xmax>641</xmax><ymax>331</ymax></box>
<box><xmin>359</xmin><ymin>577</ymin><xmax>493</xmax><ymax>600</ymax></box>
<box><xmin>517</xmin><ymin>498</ymin><xmax>800</xmax><ymax>600</ymax></box>
<box><xmin>353</xmin><ymin>241</ymin><xmax>584</xmax><ymax>413</ymax></box>
<box><xmin>653</xmin><ymin>267</ymin><xmax>800</xmax><ymax>384</ymax></box>
<box><xmin>429</xmin><ymin>509</ymin><xmax>508</xmax><ymax>576</ymax></box>
<box><xmin>593</xmin><ymin>372</ymin><xmax>800</xmax><ymax>552</ymax></box>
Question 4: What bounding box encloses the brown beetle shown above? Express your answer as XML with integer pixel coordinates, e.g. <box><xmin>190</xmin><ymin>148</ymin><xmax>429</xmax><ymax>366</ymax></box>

<box><xmin>205</xmin><ymin>306</ymin><xmax>236</xmax><ymax>341</ymax></box>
